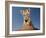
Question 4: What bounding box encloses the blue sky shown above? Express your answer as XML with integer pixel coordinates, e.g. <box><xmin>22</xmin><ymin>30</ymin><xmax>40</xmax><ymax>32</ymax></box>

<box><xmin>12</xmin><ymin>7</ymin><xmax>40</xmax><ymax>31</ymax></box>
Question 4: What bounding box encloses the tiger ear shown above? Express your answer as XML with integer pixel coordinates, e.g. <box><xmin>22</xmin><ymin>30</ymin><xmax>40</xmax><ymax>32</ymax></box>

<box><xmin>28</xmin><ymin>9</ymin><xmax>31</xmax><ymax>14</ymax></box>
<box><xmin>20</xmin><ymin>10</ymin><xmax>24</xmax><ymax>15</ymax></box>
<box><xmin>20</xmin><ymin>10</ymin><xmax>23</xmax><ymax>14</ymax></box>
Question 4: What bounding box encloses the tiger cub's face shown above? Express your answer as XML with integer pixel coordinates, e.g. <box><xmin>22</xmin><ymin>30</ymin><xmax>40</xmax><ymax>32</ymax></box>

<box><xmin>22</xmin><ymin>9</ymin><xmax>30</xmax><ymax>24</ymax></box>
<box><xmin>20</xmin><ymin>9</ymin><xmax>33</xmax><ymax>30</ymax></box>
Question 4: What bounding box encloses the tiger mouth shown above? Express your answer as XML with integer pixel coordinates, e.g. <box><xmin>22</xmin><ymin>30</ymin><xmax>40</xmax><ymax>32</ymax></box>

<box><xmin>25</xmin><ymin>20</ymin><xmax>28</xmax><ymax>22</ymax></box>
